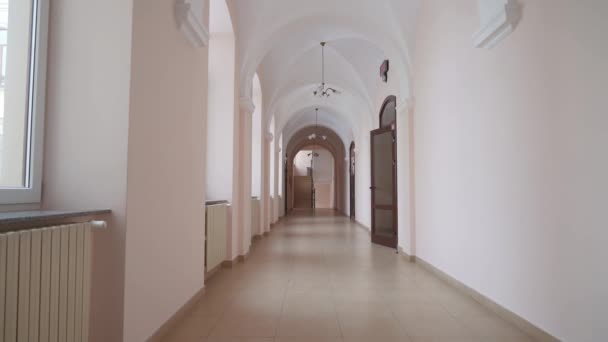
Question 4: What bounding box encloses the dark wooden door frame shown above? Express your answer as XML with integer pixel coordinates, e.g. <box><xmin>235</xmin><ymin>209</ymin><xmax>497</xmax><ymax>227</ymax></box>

<box><xmin>370</xmin><ymin>95</ymin><xmax>398</xmax><ymax>249</ymax></box>
<box><xmin>380</xmin><ymin>95</ymin><xmax>397</xmax><ymax>127</ymax></box>
<box><xmin>284</xmin><ymin>155</ymin><xmax>288</xmax><ymax>214</ymax></box>
<box><xmin>370</xmin><ymin>126</ymin><xmax>398</xmax><ymax>248</ymax></box>
<box><xmin>349</xmin><ymin>141</ymin><xmax>356</xmax><ymax>219</ymax></box>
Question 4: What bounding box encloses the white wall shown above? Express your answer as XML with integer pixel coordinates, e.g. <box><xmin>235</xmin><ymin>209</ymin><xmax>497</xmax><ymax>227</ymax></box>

<box><xmin>293</xmin><ymin>148</ymin><xmax>335</xmax><ymax>208</ymax></box>
<box><xmin>260</xmin><ymin>130</ymin><xmax>271</xmax><ymax>233</ymax></box>
<box><xmin>269</xmin><ymin>118</ymin><xmax>275</xmax><ymax>195</ymax></box>
<box><xmin>277</xmin><ymin>133</ymin><xmax>283</xmax><ymax>196</ymax></box>
<box><xmin>413</xmin><ymin>1</ymin><xmax>608</xmax><ymax>341</ymax></box>
<box><xmin>207</xmin><ymin>33</ymin><xmax>235</xmax><ymax>202</ymax></box>
<box><xmin>42</xmin><ymin>0</ymin><xmax>133</xmax><ymax>340</ymax></box>
<box><xmin>251</xmin><ymin>74</ymin><xmax>262</xmax><ymax>197</ymax></box>
<box><xmin>273</xmin><ymin>144</ymin><xmax>280</xmax><ymax>222</ymax></box>
<box><xmin>312</xmin><ymin>149</ymin><xmax>334</xmax><ymax>184</ymax></box>
<box><xmin>354</xmin><ymin>125</ymin><xmax>372</xmax><ymax>229</ymax></box>
<box><xmin>313</xmin><ymin>149</ymin><xmax>335</xmax><ymax>209</ymax></box>
<box><xmin>396</xmin><ymin>101</ymin><xmax>415</xmax><ymax>255</ymax></box>
<box><xmin>344</xmin><ymin>157</ymin><xmax>350</xmax><ymax>216</ymax></box>
<box><xmin>123</xmin><ymin>0</ymin><xmax>208</xmax><ymax>340</ymax></box>
<box><xmin>269</xmin><ymin>117</ymin><xmax>278</xmax><ymax>223</ymax></box>
<box><xmin>293</xmin><ymin>150</ymin><xmax>311</xmax><ymax>176</ymax></box>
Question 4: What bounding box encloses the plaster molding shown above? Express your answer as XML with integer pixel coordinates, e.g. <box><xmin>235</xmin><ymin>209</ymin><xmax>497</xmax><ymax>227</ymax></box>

<box><xmin>239</xmin><ymin>97</ymin><xmax>256</xmax><ymax>115</ymax></box>
<box><xmin>265</xmin><ymin>132</ymin><xmax>274</xmax><ymax>142</ymax></box>
<box><xmin>472</xmin><ymin>0</ymin><xmax>520</xmax><ymax>49</ymax></box>
<box><xmin>175</xmin><ymin>0</ymin><xmax>209</xmax><ymax>48</ymax></box>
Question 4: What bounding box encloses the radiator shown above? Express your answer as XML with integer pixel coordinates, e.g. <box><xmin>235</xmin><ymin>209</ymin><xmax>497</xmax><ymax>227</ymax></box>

<box><xmin>0</xmin><ymin>221</ymin><xmax>104</xmax><ymax>342</ymax></box>
<box><xmin>251</xmin><ymin>198</ymin><xmax>260</xmax><ymax>238</ymax></box>
<box><xmin>205</xmin><ymin>204</ymin><xmax>228</xmax><ymax>272</ymax></box>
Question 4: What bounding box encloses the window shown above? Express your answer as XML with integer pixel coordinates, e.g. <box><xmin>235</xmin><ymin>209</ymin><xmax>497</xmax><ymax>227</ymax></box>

<box><xmin>0</xmin><ymin>0</ymin><xmax>48</xmax><ymax>204</ymax></box>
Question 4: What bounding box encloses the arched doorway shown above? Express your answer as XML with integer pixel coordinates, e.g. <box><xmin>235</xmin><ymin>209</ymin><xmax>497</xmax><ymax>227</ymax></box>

<box><xmin>291</xmin><ymin>146</ymin><xmax>336</xmax><ymax>209</ymax></box>
<box><xmin>370</xmin><ymin>95</ymin><xmax>397</xmax><ymax>248</ymax></box>
<box><xmin>349</xmin><ymin>142</ymin><xmax>356</xmax><ymax>219</ymax></box>
<box><xmin>285</xmin><ymin>125</ymin><xmax>347</xmax><ymax>214</ymax></box>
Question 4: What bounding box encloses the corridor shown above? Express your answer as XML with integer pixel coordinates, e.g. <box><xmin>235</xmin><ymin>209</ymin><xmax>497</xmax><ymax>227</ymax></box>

<box><xmin>164</xmin><ymin>210</ymin><xmax>533</xmax><ymax>342</ymax></box>
<box><xmin>1</xmin><ymin>0</ymin><xmax>605</xmax><ymax>341</ymax></box>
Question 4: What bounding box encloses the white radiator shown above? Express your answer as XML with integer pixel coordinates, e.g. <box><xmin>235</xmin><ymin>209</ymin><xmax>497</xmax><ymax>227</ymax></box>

<box><xmin>251</xmin><ymin>198</ymin><xmax>260</xmax><ymax>238</ymax></box>
<box><xmin>0</xmin><ymin>221</ymin><xmax>103</xmax><ymax>342</ymax></box>
<box><xmin>205</xmin><ymin>204</ymin><xmax>228</xmax><ymax>272</ymax></box>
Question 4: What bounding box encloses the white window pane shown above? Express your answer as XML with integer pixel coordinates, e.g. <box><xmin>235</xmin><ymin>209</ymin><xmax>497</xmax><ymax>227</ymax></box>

<box><xmin>0</xmin><ymin>0</ymin><xmax>34</xmax><ymax>188</ymax></box>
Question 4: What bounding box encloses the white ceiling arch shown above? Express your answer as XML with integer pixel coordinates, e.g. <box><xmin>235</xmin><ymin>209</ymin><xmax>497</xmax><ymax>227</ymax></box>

<box><xmin>272</xmin><ymin>85</ymin><xmax>372</xmax><ymax>140</ymax></box>
<box><xmin>261</xmin><ymin>40</ymin><xmax>376</xmax><ymax>116</ymax></box>
<box><xmin>282</xmin><ymin>107</ymin><xmax>354</xmax><ymax>155</ymax></box>
<box><xmin>270</xmin><ymin>83</ymin><xmax>369</xmax><ymax>131</ymax></box>
<box><xmin>233</xmin><ymin>5</ymin><xmax>416</xmax><ymax>100</ymax></box>
<box><xmin>228</xmin><ymin>0</ymin><xmax>419</xmax><ymax>144</ymax></box>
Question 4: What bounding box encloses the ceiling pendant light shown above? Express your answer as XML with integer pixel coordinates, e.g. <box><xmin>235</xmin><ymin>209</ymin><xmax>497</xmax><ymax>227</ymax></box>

<box><xmin>313</xmin><ymin>42</ymin><xmax>340</xmax><ymax>98</ymax></box>
<box><xmin>308</xmin><ymin>108</ymin><xmax>327</xmax><ymax>141</ymax></box>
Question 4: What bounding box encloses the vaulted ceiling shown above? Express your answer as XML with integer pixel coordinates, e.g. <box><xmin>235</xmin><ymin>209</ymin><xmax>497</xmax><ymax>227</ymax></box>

<box><xmin>227</xmin><ymin>0</ymin><xmax>420</xmax><ymax>149</ymax></box>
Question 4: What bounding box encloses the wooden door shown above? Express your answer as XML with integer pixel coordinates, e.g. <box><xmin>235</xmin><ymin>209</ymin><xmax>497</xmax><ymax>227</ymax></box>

<box><xmin>370</xmin><ymin>125</ymin><xmax>397</xmax><ymax>248</ymax></box>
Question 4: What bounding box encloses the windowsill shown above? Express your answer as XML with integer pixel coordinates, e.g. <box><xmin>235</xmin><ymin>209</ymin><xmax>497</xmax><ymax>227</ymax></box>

<box><xmin>0</xmin><ymin>209</ymin><xmax>111</xmax><ymax>233</ymax></box>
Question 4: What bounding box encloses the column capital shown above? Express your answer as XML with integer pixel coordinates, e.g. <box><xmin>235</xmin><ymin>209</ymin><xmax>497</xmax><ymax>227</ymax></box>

<box><xmin>239</xmin><ymin>96</ymin><xmax>255</xmax><ymax>115</ymax></box>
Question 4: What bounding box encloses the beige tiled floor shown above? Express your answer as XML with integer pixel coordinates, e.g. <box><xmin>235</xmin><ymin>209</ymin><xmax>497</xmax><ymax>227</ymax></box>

<box><xmin>164</xmin><ymin>210</ymin><xmax>534</xmax><ymax>342</ymax></box>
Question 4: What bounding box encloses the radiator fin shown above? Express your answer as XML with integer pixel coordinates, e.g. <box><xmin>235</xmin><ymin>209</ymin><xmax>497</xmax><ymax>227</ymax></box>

<box><xmin>0</xmin><ymin>234</ymin><xmax>7</xmax><ymax>340</ymax></box>
<box><xmin>4</xmin><ymin>233</ymin><xmax>19</xmax><ymax>342</ymax></box>
<box><xmin>0</xmin><ymin>223</ymin><xmax>94</xmax><ymax>341</ymax></box>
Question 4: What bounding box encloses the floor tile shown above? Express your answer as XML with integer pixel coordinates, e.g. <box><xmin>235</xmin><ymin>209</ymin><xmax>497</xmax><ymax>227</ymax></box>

<box><xmin>162</xmin><ymin>210</ymin><xmax>537</xmax><ymax>342</ymax></box>
<box><xmin>276</xmin><ymin>315</ymin><xmax>342</xmax><ymax>337</ymax></box>
<box><xmin>275</xmin><ymin>338</ymin><xmax>343</xmax><ymax>342</ymax></box>
<box><xmin>460</xmin><ymin>315</ymin><xmax>530</xmax><ymax>338</ymax></box>
<box><xmin>163</xmin><ymin>314</ymin><xmax>221</xmax><ymax>341</ymax></box>
<box><xmin>399</xmin><ymin>315</ymin><xmax>472</xmax><ymax>338</ymax></box>
<box><xmin>345</xmin><ymin>337</ymin><xmax>411</xmax><ymax>342</ymax></box>
<box><xmin>205</xmin><ymin>338</ymin><xmax>273</xmax><ymax>342</ymax></box>
<box><xmin>338</xmin><ymin>312</ymin><xmax>406</xmax><ymax>337</ymax></box>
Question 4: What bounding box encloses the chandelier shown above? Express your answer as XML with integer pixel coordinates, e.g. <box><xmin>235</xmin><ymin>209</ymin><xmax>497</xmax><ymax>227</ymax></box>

<box><xmin>308</xmin><ymin>108</ymin><xmax>327</xmax><ymax>141</ymax></box>
<box><xmin>313</xmin><ymin>42</ymin><xmax>340</xmax><ymax>98</ymax></box>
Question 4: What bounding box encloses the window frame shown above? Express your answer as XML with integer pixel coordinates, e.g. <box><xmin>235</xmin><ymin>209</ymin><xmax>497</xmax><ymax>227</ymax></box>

<box><xmin>0</xmin><ymin>0</ymin><xmax>49</xmax><ymax>205</ymax></box>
